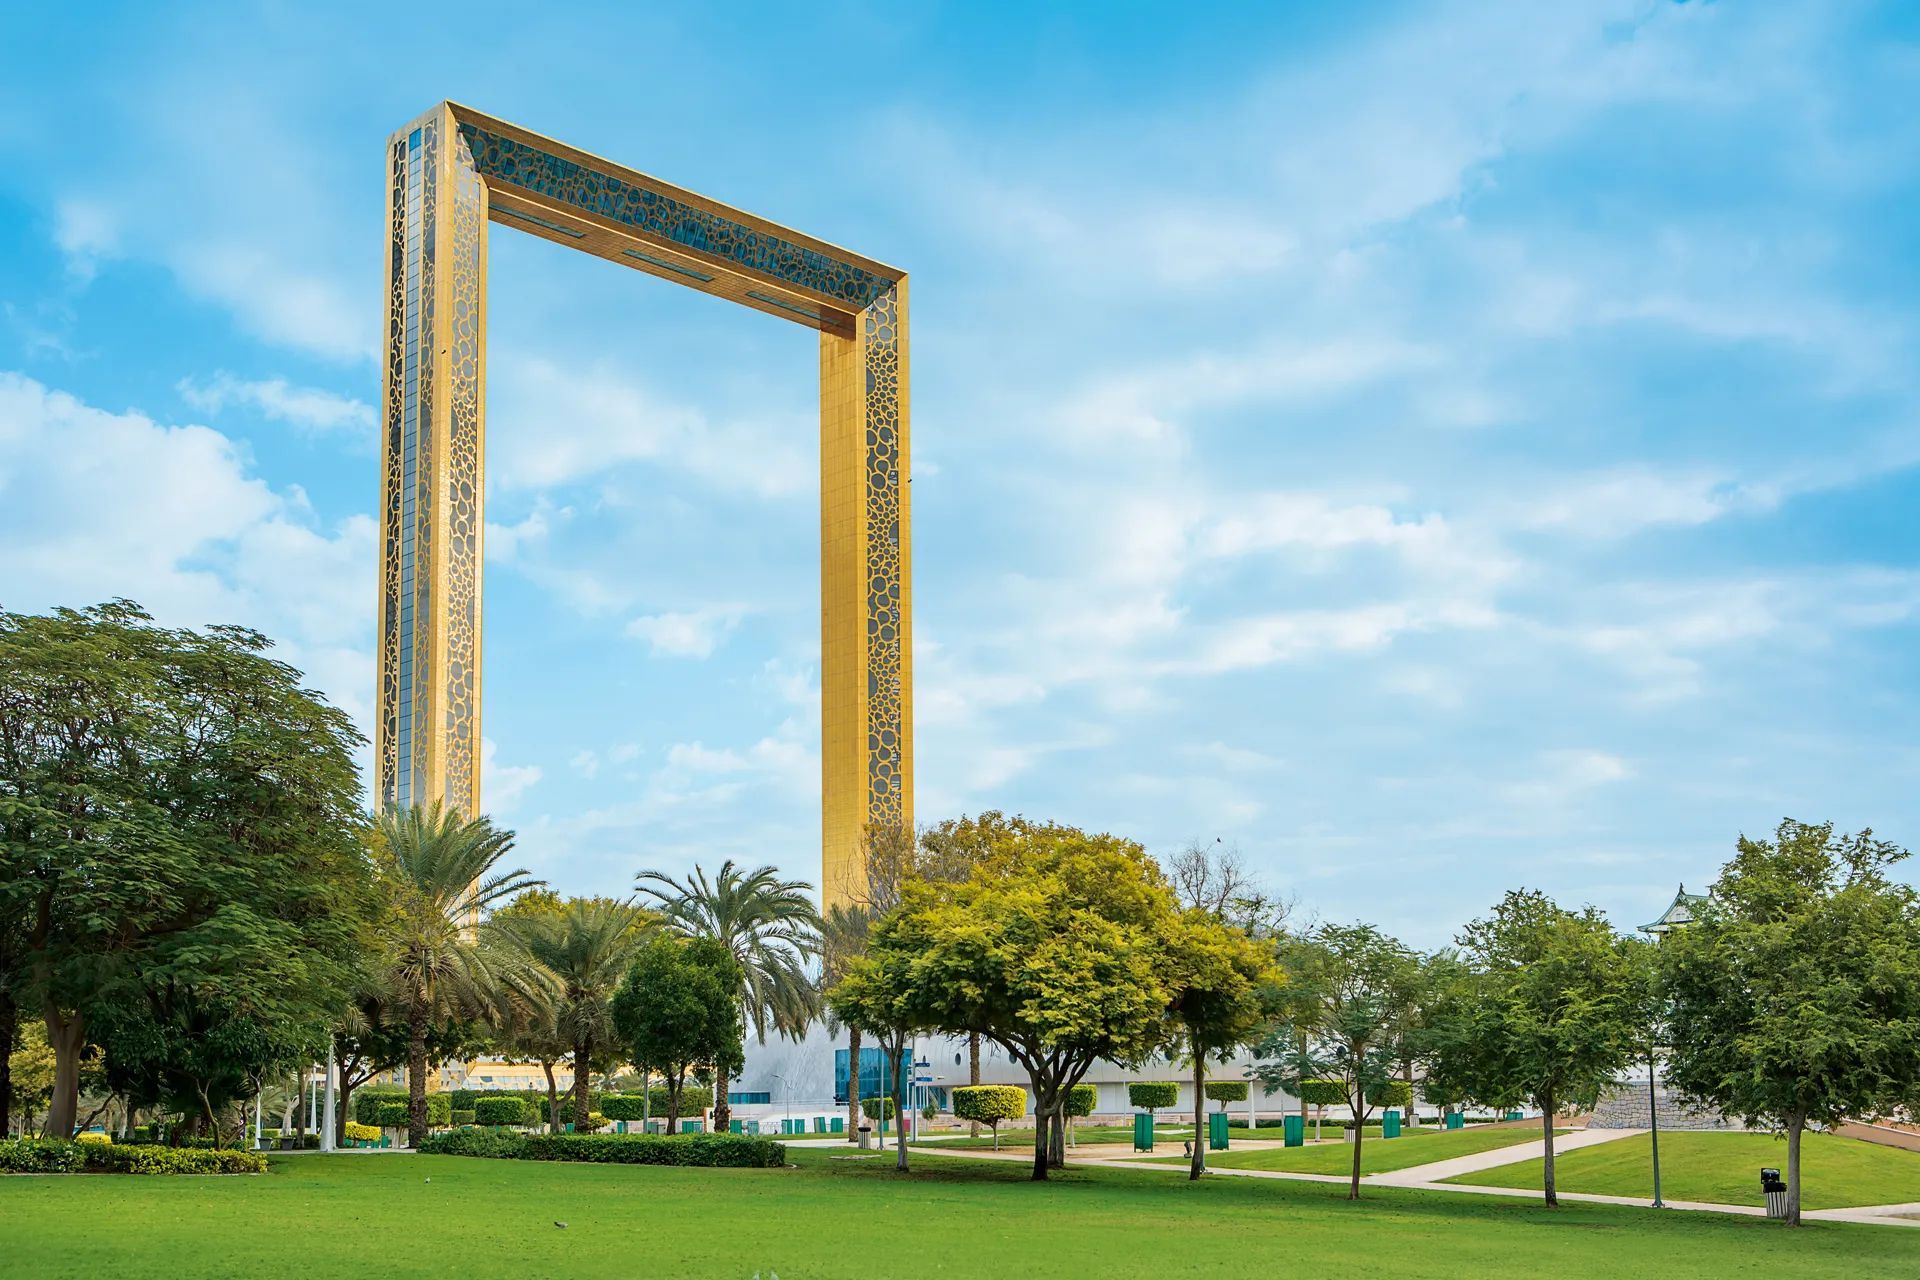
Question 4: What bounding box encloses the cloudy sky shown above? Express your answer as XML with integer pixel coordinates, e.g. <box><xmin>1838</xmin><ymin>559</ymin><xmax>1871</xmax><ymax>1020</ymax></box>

<box><xmin>1</xmin><ymin>1</ymin><xmax>1915</xmax><ymax>947</ymax></box>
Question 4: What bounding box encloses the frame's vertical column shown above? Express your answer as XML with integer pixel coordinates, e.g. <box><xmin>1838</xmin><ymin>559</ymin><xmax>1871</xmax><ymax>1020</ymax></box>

<box><xmin>820</xmin><ymin>280</ymin><xmax>911</xmax><ymax>907</ymax></box>
<box><xmin>377</xmin><ymin>105</ymin><xmax>486</xmax><ymax>817</ymax></box>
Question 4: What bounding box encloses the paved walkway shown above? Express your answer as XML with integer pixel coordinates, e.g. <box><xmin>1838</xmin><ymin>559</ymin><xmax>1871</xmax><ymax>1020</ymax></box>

<box><xmin>1368</xmin><ymin>1125</ymin><xmax>1640</xmax><ymax>1186</ymax></box>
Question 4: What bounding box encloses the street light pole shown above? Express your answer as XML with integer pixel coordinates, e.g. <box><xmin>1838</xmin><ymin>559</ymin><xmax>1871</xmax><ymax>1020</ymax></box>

<box><xmin>1647</xmin><ymin>1040</ymin><xmax>1663</xmax><ymax>1208</ymax></box>
<box><xmin>321</xmin><ymin>1041</ymin><xmax>337</xmax><ymax>1154</ymax></box>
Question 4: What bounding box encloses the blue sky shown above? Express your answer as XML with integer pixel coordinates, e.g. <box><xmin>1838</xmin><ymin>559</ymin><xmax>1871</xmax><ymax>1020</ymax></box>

<box><xmin>1</xmin><ymin>1</ymin><xmax>1915</xmax><ymax>948</ymax></box>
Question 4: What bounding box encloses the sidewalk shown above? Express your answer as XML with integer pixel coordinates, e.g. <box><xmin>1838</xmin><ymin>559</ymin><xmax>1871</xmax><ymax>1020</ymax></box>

<box><xmin>1368</xmin><ymin>1126</ymin><xmax>1639</xmax><ymax>1186</ymax></box>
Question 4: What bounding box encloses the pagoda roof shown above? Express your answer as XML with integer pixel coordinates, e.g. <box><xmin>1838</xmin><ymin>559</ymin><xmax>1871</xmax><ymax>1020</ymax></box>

<box><xmin>1640</xmin><ymin>884</ymin><xmax>1710</xmax><ymax>935</ymax></box>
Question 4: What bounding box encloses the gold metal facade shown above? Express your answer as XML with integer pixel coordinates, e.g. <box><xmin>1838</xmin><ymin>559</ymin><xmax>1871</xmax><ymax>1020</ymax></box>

<box><xmin>376</xmin><ymin>103</ymin><xmax>909</xmax><ymax>906</ymax></box>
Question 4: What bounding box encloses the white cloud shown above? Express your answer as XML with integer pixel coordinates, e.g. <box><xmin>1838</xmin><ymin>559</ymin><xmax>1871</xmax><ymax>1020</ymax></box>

<box><xmin>177</xmin><ymin>372</ymin><xmax>375</xmax><ymax>439</ymax></box>
<box><xmin>53</xmin><ymin>198</ymin><xmax>118</xmax><ymax>281</ymax></box>
<box><xmin>171</xmin><ymin>242</ymin><xmax>372</xmax><ymax>363</ymax></box>
<box><xmin>569</xmin><ymin>749</ymin><xmax>600</xmax><ymax>781</ymax></box>
<box><xmin>625</xmin><ymin>605</ymin><xmax>750</xmax><ymax>659</ymax></box>
<box><xmin>481</xmin><ymin>737</ymin><xmax>543</xmax><ymax>813</ymax></box>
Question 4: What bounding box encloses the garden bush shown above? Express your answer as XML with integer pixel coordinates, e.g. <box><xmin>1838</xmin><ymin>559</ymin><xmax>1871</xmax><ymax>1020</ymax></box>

<box><xmin>343</xmin><ymin>1122</ymin><xmax>381</xmax><ymax>1143</ymax></box>
<box><xmin>1204</xmin><ymin>1081</ymin><xmax>1249</xmax><ymax>1104</ymax></box>
<box><xmin>86</xmin><ymin>1144</ymin><xmax>266</xmax><ymax>1174</ymax></box>
<box><xmin>575</xmin><ymin>1111</ymin><xmax>609</xmax><ymax>1133</ymax></box>
<box><xmin>0</xmin><ymin>1138</ymin><xmax>84</xmax><ymax>1173</ymax></box>
<box><xmin>474</xmin><ymin>1095</ymin><xmax>530</xmax><ymax>1127</ymax></box>
<box><xmin>418</xmin><ymin>1130</ymin><xmax>785</xmax><ymax>1167</ymax></box>
<box><xmin>1127</xmin><ymin>1082</ymin><xmax>1179</xmax><ymax>1112</ymax></box>
<box><xmin>601</xmin><ymin>1093</ymin><xmax>646</xmax><ymax>1122</ymax></box>
<box><xmin>372</xmin><ymin>1101</ymin><xmax>410</xmax><ymax>1128</ymax></box>
<box><xmin>450</xmin><ymin>1089</ymin><xmax>479</xmax><ymax>1111</ymax></box>
<box><xmin>354</xmin><ymin>1089</ymin><xmax>406</xmax><ymax>1125</ymax></box>
<box><xmin>76</xmin><ymin>1132</ymin><xmax>112</xmax><ymax>1146</ymax></box>
<box><xmin>952</xmin><ymin>1085</ymin><xmax>1026</xmax><ymax>1131</ymax></box>
<box><xmin>1065</xmin><ymin>1084</ymin><xmax>1097</xmax><ymax>1118</ymax></box>
<box><xmin>451</xmin><ymin>1109</ymin><xmax>475</xmax><ymax>1126</ymax></box>
<box><xmin>417</xmin><ymin>1129</ymin><xmax>529</xmax><ymax>1158</ymax></box>
<box><xmin>860</xmin><ymin>1096</ymin><xmax>896</xmax><ymax>1121</ymax></box>
<box><xmin>1366</xmin><ymin>1080</ymin><xmax>1413</xmax><ymax>1109</ymax></box>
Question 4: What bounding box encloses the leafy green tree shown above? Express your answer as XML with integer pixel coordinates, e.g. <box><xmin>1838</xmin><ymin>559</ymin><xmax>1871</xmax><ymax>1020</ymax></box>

<box><xmin>367</xmin><ymin>805</ymin><xmax>542</xmax><ymax>1147</ymax></box>
<box><xmin>1164</xmin><ymin>909</ymin><xmax>1283</xmax><ymax>1178</ymax></box>
<box><xmin>495</xmin><ymin>894</ymin><xmax>650</xmax><ymax>1130</ymax></box>
<box><xmin>817</xmin><ymin>902</ymin><xmax>874</xmax><ymax>1141</ymax></box>
<box><xmin>635</xmin><ymin>861</ymin><xmax>819</xmax><ymax>1131</ymax></box>
<box><xmin>1660</xmin><ymin>821</ymin><xmax>1920</xmax><ymax>1225</ymax></box>
<box><xmin>609</xmin><ymin>934</ymin><xmax>743</xmax><ymax>1133</ymax></box>
<box><xmin>0</xmin><ymin>602</ymin><xmax>371</xmax><ymax>1138</ymax></box>
<box><xmin>840</xmin><ymin>819</ymin><xmax>1180</xmax><ymax>1181</ymax></box>
<box><xmin>1251</xmin><ymin>1020</ymin><xmax>1334</xmax><ymax>1133</ymax></box>
<box><xmin>1282</xmin><ymin>923</ymin><xmax>1420</xmax><ymax>1199</ymax></box>
<box><xmin>1424</xmin><ymin>890</ymin><xmax>1642</xmax><ymax>1206</ymax></box>
<box><xmin>330</xmin><ymin>996</ymin><xmax>482</xmax><ymax>1145</ymax></box>
<box><xmin>830</xmin><ymin>943</ymin><xmax>925</xmax><ymax>1170</ymax></box>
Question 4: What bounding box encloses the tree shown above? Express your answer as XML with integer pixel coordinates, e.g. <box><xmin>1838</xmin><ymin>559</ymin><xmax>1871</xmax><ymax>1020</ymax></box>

<box><xmin>1424</xmin><ymin>890</ymin><xmax>1643</xmax><ymax>1206</ymax></box>
<box><xmin>1660</xmin><ymin>821</ymin><xmax>1920</xmax><ymax>1225</ymax></box>
<box><xmin>634</xmin><ymin>861</ymin><xmax>820</xmax><ymax>1132</ymax></box>
<box><xmin>952</xmin><ymin>1085</ymin><xmax>1026</xmax><ymax>1151</ymax></box>
<box><xmin>367</xmin><ymin>805</ymin><xmax>542</xmax><ymax>1147</ymax></box>
<box><xmin>495</xmin><ymin>894</ymin><xmax>650</xmax><ymax>1130</ymax></box>
<box><xmin>610</xmin><ymin>934</ymin><xmax>743</xmax><ymax>1133</ymax></box>
<box><xmin>329</xmin><ymin>996</ymin><xmax>480</xmax><ymax>1145</ymax></box>
<box><xmin>1065</xmin><ymin>1083</ymin><xmax>1096</xmax><ymax>1146</ymax></box>
<box><xmin>829</xmin><ymin>943</ymin><xmax>925</xmax><ymax>1171</ymax></box>
<box><xmin>0</xmin><ymin>602</ymin><xmax>372</xmax><ymax>1138</ymax></box>
<box><xmin>1283</xmin><ymin>923</ymin><xmax>1419</xmax><ymax>1199</ymax></box>
<box><xmin>1166</xmin><ymin>839</ymin><xmax>1295</xmax><ymax>940</ymax></box>
<box><xmin>842</xmin><ymin>819</ymin><xmax>1180</xmax><ymax>1180</ymax></box>
<box><xmin>1251</xmin><ymin>1021</ymin><xmax>1334</xmax><ymax>1134</ymax></box>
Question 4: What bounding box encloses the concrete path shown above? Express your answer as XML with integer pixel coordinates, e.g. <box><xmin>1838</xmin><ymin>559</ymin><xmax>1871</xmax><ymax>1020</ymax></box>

<box><xmin>1368</xmin><ymin>1126</ymin><xmax>1641</xmax><ymax>1186</ymax></box>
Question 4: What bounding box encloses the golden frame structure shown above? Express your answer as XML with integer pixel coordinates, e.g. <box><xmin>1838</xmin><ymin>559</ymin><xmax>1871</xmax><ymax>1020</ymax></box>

<box><xmin>376</xmin><ymin>103</ymin><xmax>909</xmax><ymax>906</ymax></box>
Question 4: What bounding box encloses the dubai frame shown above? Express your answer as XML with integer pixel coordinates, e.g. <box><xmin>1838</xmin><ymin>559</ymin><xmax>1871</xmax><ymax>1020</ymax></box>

<box><xmin>374</xmin><ymin>103</ymin><xmax>909</xmax><ymax>907</ymax></box>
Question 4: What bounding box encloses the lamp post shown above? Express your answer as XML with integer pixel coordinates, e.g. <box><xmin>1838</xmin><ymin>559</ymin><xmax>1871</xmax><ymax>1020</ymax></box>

<box><xmin>1646</xmin><ymin>1040</ymin><xmax>1663</xmax><ymax>1209</ymax></box>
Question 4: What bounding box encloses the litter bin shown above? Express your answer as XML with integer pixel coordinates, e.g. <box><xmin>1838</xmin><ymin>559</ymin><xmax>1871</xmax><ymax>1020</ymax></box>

<box><xmin>831</xmin><ymin>1117</ymin><xmax>845</xmax><ymax>1134</ymax></box>
<box><xmin>1382</xmin><ymin>1110</ymin><xmax>1402</xmax><ymax>1139</ymax></box>
<box><xmin>1209</xmin><ymin>1112</ymin><xmax>1230</xmax><ymax>1151</ymax></box>
<box><xmin>1283</xmin><ymin>1114</ymin><xmax>1305</xmax><ymax>1147</ymax></box>
<box><xmin>1444</xmin><ymin>1111</ymin><xmax>1464</xmax><ymax>1131</ymax></box>
<box><xmin>1132</xmin><ymin>1112</ymin><xmax>1154</xmax><ymax>1152</ymax></box>
<box><xmin>1762</xmin><ymin>1168</ymin><xmax>1788</xmax><ymax>1219</ymax></box>
<box><xmin>1505</xmin><ymin>1110</ymin><xmax>1524</xmax><ymax>1122</ymax></box>
<box><xmin>857</xmin><ymin>1122</ymin><xmax>873</xmax><ymax>1150</ymax></box>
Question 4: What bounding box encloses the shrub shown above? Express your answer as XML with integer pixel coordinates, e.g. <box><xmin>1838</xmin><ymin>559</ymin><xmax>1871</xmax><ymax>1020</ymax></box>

<box><xmin>451</xmin><ymin>1109</ymin><xmax>475</xmax><ymax>1126</ymax></box>
<box><xmin>418</xmin><ymin>1130</ymin><xmax>785</xmax><ymax>1167</ymax></box>
<box><xmin>860</xmin><ymin>1096</ymin><xmax>896</xmax><ymax>1122</ymax></box>
<box><xmin>450</xmin><ymin>1089</ymin><xmax>479</xmax><ymax>1111</ymax></box>
<box><xmin>372</xmin><ymin>1101</ymin><xmax>410</xmax><ymax>1128</ymax></box>
<box><xmin>76</xmin><ymin>1132</ymin><xmax>112</xmax><ymax>1146</ymax></box>
<box><xmin>575</xmin><ymin>1112</ymin><xmax>609</xmax><ymax>1134</ymax></box>
<box><xmin>1366</xmin><ymin>1080</ymin><xmax>1413</xmax><ymax>1109</ymax></box>
<box><xmin>474</xmin><ymin>1096</ymin><xmax>530</xmax><ymax>1127</ymax></box>
<box><xmin>1205</xmin><ymin>1081</ymin><xmax>1250</xmax><ymax>1104</ymax></box>
<box><xmin>0</xmin><ymin>1139</ymin><xmax>83</xmax><ymax>1173</ymax></box>
<box><xmin>1065</xmin><ymin>1084</ymin><xmax>1098</xmax><ymax>1119</ymax></box>
<box><xmin>130</xmin><ymin>1125</ymin><xmax>157</xmax><ymax>1143</ymax></box>
<box><xmin>418</xmin><ymin>1129</ymin><xmax>528</xmax><ymax>1158</ymax></box>
<box><xmin>952</xmin><ymin>1085</ymin><xmax>1026</xmax><ymax>1131</ymax></box>
<box><xmin>1298</xmin><ymin>1079</ymin><xmax>1348</xmax><ymax>1108</ymax></box>
<box><xmin>601</xmin><ymin>1093</ymin><xmax>646</xmax><ymax>1122</ymax></box>
<box><xmin>86</xmin><ymin>1144</ymin><xmax>267</xmax><ymax>1175</ymax></box>
<box><xmin>1127</xmin><ymin>1082</ymin><xmax>1179</xmax><ymax>1112</ymax></box>
<box><xmin>343</xmin><ymin>1122</ymin><xmax>381</xmax><ymax>1143</ymax></box>
<box><xmin>354</xmin><ymin>1089</ymin><xmax>406</xmax><ymax>1125</ymax></box>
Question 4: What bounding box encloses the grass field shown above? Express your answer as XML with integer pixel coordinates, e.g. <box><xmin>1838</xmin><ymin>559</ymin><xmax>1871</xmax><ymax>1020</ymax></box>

<box><xmin>5</xmin><ymin>1148</ymin><xmax>1919</xmax><ymax>1278</ymax></box>
<box><xmin>1150</xmin><ymin>1124</ymin><xmax>1560</xmax><ymax>1176</ymax></box>
<box><xmin>917</xmin><ymin>1122</ymin><xmax>1197</xmax><ymax>1149</ymax></box>
<box><xmin>1446</xmin><ymin>1131</ymin><xmax>1920</xmax><ymax>1210</ymax></box>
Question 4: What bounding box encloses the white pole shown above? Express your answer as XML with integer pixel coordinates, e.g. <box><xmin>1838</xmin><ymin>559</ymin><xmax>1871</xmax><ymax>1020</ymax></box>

<box><xmin>320</xmin><ymin>1042</ymin><xmax>337</xmax><ymax>1153</ymax></box>
<box><xmin>254</xmin><ymin>1094</ymin><xmax>262</xmax><ymax>1149</ymax></box>
<box><xmin>1247</xmin><ymin>1081</ymin><xmax>1255</xmax><ymax>1133</ymax></box>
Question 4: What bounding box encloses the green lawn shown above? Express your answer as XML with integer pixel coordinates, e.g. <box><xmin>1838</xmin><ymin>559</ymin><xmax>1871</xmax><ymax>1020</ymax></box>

<box><xmin>1446</xmin><ymin>1131</ymin><xmax>1920</xmax><ymax>1210</ymax></box>
<box><xmin>4</xmin><ymin>1148</ymin><xmax>1918</xmax><ymax>1278</ymax></box>
<box><xmin>917</xmin><ymin>1122</ymin><xmax>1196</xmax><ymax>1150</ymax></box>
<box><xmin>1154</xmin><ymin>1124</ymin><xmax>1559</xmax><ymax>1176</ymax></box>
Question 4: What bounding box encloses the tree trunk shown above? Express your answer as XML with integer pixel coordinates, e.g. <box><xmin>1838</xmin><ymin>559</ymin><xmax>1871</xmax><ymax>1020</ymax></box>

<box><xmin>846</xmin><ymin>1025</ymin><xmax>863</xmax><ymax>1141</ymax></box>
<box><xmin>712</xmin><ymin>1058</ymin><xmax>731</xmax><ymax>1133</ymax></box>
<box><xmin>0</xmin><ymin>986</ymin><xmax>14</xmax><ymax>1138</ymax></box>
<box><xmin>1030</xmin><ymin>1101</ymin><xmax>1052</xmax><ymax>1181</ymax></box>
<box><xmin>43</xmin><ymin>1004</ymin><xmax>85</xmax><ymax>1139</ymax></box>
<box><xmin>1348</xmin><ymin>1094</ymin><xmax>1365</xmax><ymax>1200</ymax></box>
<box><xmin>541</xmin><ymin>1061</ymin><xmax>561</xmax><ymax>1133</ymax></box>
<box><xmin>1541</xmin><ymin>1096</ymin><xmax>1558</xmax><ymax>1207</ymax></box>
<box><xmin>1189</xmin><ymin>1042</ymin><xmax>1207</xmax><ymax>1180</ymax></box>
<box><xmin>406</xmin><ymin>1003</ymin><xmax>429</xmax><ymax>1149</ymax></box>
<box><xmin>666</xmin><ymin>1071</ymin><xmax>683</xmax><ymax>1132</ymax></box>
<box><xmin>640</xmin><ymin>1067</ymin><xmax>650</xmax><ymax>1130</ymax></box>
<box><xmin>1786</xmin><ymin>1112</ymin><xmax>1804</xmax><ymax>1226</ymax></box>
<box><xmin>572</xmin><ymin>1040</ymin><xmax>593</xmax><ymax>1131</ymax></box>
<box><xmin>968</xmin><ymin>1032</ymin><xmax>981</xmax><ymax>1138</ymax></box>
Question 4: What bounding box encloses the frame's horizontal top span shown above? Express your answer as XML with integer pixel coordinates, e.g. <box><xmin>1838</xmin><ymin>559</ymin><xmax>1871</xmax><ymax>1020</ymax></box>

<box><xmin>431</xmin><ymin>102</ymin><xmax>904</xmax><ymax>336</ymax></box>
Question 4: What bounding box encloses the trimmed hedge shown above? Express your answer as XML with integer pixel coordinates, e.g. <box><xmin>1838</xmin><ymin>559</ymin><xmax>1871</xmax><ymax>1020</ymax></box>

<box><xmin>343</xmin><ymin>1122</ymin><xmax>382</xmax><ymax>1143</ymax></box>
<box><xmin>860</xmin><ymin>1096</ymin><xmax>896</xmax><ymax>1121</ymax></box>
<box><xmin>0</xmin><ymin>1140</ymin><xmax>264</xmax><ymax>1175</ymax></box>
<box><xmin>1204</xmin><ymin>1081</ymin><xmax>1250</xmax><ymax>1104</ymax></box>
<box><xmin>1367</xmin><ymin>1080</ymin><xmax>1414</xmax><ymax>1109</ymax></box>
<box><xmin>601</xmin><ymin>1093</ymin><xmax>646</xmax><ymax>1122</ymax></box>
<box><xmin>1066</xmin><ymin>1084</ymin><xmax>1097</xmax><ymax>1118</ymax></box>
<box><xmin>1298</xmin><ymin>1079</ymin><xmax>1348</xmax><ymax>1107</ymax></box>
<box><xmin>417</xmin><ymin>1130</ymin><xmax>785</xmax><ymax>1167</ymax></box>
<box><xmin>953</xmin><ymin>1085</ymin><xmax>1026</xmax><ymax>1128</ymax></box>
<box><xmin>356</xmin><ymin>1090</ymin><xmax>452</xmax><ymax>1127</ymax></box>
<box><xmin>1127</xmin><ymin>1082</ymin><xmax>1179</xmax><ymax>1111</ymax></box>
<box><xmin>474</xmin><ymin>1096</ymin><xmax>530</xmax><ymax>1127</ymax></box>
<box><xmin>451</xmin><ymin>1109</ymin><xmax>475</xmax><ymax>1126</ymax></box>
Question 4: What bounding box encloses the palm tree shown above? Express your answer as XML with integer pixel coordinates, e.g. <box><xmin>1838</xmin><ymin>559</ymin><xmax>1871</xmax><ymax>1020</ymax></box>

<box><xmin>819</xmin><ymin>903</ymin><xmax>874</xmax><ymax>1140</ymax></box>
<box><xmin>495</xmin><ymin>897</ymin><xmax>650</xmax><ymax>1129</ymax></box>
<box><xmin>634</xmin><ymin>861</ymin><xmax>820</xmax><ymax>1131</ymax></box>
<box><xmin>370</xmin><ymin>804</ymin><xmax>543</xmax><ymax>1147</ymax></box>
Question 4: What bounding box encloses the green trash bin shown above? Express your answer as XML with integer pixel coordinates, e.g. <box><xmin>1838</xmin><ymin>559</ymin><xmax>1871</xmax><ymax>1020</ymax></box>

<box><xmin>1283</xmin><ymin>1114</ymin><xmax>1305</xmax><ymax>1147</ymax></box>
<box><xmin>830</xmin><ymin>1117</ymin><xmax>844</xmax><ymax>1134</ymax></box>
<box><xmin>681</xmin><ymin>1119</ymin><xmax>702</xmax><ymax>1133</ymax></box>
<box><xmin>1505</xmin><ymin>1110</ymin><xmax>1524</xmax><ymax>1122</ymax></box>
<box><xmin>1445</xmin><ymin>1111</ymin><xmax>1464</xmax><ymax>1131</ymax></box>
<box><xmin>1208</xmin><ymin>1111</ymin><xmax>1229</xmax><ymax>1151</ymax></box>
<box><xmin>1382</xmin><ymin>1109</ymin><xmax>1402</xmax><ymax>1139</ymax></box>
<box><xmin>1132</xmin><ymin>1112</ymin><xmax>1154</xmax><ymax>1152</ymax></box>
<box><xmin>814</xmin><ymin>1117</ymin><xmax>827</xmax><ymax>1134</ymax></box>
<box><xmin>730</xmin><ymin>1119</ymin><xmax>744</xmax><ymax>1134</ymax></box>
